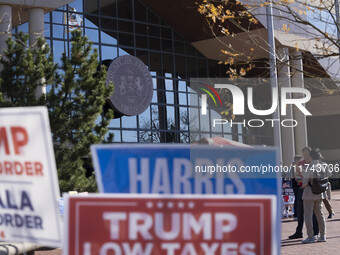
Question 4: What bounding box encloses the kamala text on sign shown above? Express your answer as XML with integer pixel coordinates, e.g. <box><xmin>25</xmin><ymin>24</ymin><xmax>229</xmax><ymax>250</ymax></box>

<box><xmin>0</xmin><ymin>107</ymin><xmax>62</xmax><ymax>247</ymax></box>
<box><xmin>64</xmin><ymin>194</ymin><xmax>277</xmax><ymax>255</ymax></box>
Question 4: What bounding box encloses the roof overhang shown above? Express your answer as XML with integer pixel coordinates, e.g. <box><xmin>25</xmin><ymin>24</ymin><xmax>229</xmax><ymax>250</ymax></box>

<box><xmin>0</xmin><ymin>0</ymin><xmax>75</xmax><ymax>27</ymax></box>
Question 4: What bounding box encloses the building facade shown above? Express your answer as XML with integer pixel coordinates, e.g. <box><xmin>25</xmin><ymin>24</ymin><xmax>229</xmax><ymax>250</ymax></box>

<box><xmin>1</xmin><ymin>0</ymin><xmax>340</xmax><ymax>186</ymax></box>
<box><xmin>6</xmin><ymin>0</ymin><xmax>272</xmax><ymax>145</ymax></box>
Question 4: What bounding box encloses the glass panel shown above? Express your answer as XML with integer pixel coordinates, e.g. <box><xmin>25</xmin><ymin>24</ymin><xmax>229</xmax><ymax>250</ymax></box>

<box><xmin>100</xmin><ymin>0</ymin><xmax>115</xmax><ymax>9</ymax></box>
<box><xmin>136</xmin><ymin>35</ymin><xmax>148</xmax><ymax>49</ymax></box>
<box><xmin>70</xmin><ymin>0</ymin><xmax>83</xmax><ymax>11</ymax></box>
<box><xmin>148</xmin><ymin>10</ymin><xmax>159</xmax><ymax>24</ymax></box>
<box><xmin>149</xmin><ymin>52</ymin><xmax>161</xmax><ymax>71</ymax></box>
<box><xmin>139</xmin><ymin>130</ymin><xmax>153</xmax><ymax>143</ymax></box>
<box><xmin>139</xmin><ymin>106</ymin><xmax>151</xmax><ymax>129</ymax></box>
<box><xmin>165</xmin><ymin>79</ymin><xmax>173</xmax><ymax>91</ymax></box>
<box><xmin>178</xmin><ymin>92</ymin><xmax>187</xmax><ymax>105</ymax></box>
<box><xmin>161</xmin><ymin>39</ymin><xmax>173</xmax><ymax>52</ymax></box>
<box><xmin>152</xmin><ymin>90</ymin><xmax>157</xmax><ymax>103</ymax></box>
<box><xmin>107</xmin><ymin>130</ymin><xmax>121</xmax><ymax>142</ymax></box>
<box><xmin>162</xmin><ymin>54</ymin><xmax>173</xmax><ymax>74</ymax></box>
<box><xmin>180</xmin><ymin>107</ymin><xmax>189</xmax><ymax>130</ymax></box>
<box><xmin>161</xmin><ymin>27</ymin><xmax>172</xmax><ymax>39</ymax></box>
<box><xmin>100</xmin><ymin>17</ymin><xmax>117</xmax><ymax>31</ymax></box>
<box><xmin>101</xmin><ymin>45</ymin><xmax>117</xmax><ymax>60</ymax></box>
<box><xmin>52</xmin><ymin>40</ymin><xmax>67</xmax><ymax>64</ymax></box>
<box><xmin>44</xmin><ymin>13</ymin><xmax>50</xmax><ymax>22</ymax></box>
<box><xmin>151</xmin><ymin>105</ymin><xmax>159</xmax><ymax>128</ymax></box>
<box><xmin>84</xmin><ymin>0</ymin><xmax>98</xmax><ymax>14</ymax></box>
<box><xmin>197</xmin><ymin>58</ymin><xmax>207</xmax><ymax>76</ymax></box>
<box><xmin>186</xmin><ymin>57</ymin><xmax>197</xmax><ymax>77</ymax></box>
<box><xmin>211</xmin><ymin>110</ymin><xmax>222</xmax><ymax>133</ymax></box>
<box><xmin>53</xmin><ymin>24</ymin><xmax>66</xmax><ymax>39</ymax></box>
<box><xmin>119</xmin><ymin>33</ymin><xmax>134</xmax><ymax>47</ymax></box>
<box><xmin>199</xmin><ymin>117</ymin><xmax>210</xmax><ymax>133</ymax></box>
<box><xmin>53</xmin><ymin>11</ymin><xmax>64</xmax><ymax>24</ymax></box>
<box><xmin>189</xmin><ymin>108</ymin><xmax>200</xmax><ymax>142</ymax></box>
<box><xmin>166</xmin><ymin>106</ymin><xmax>175</xmax><ymax>125</ymax></box>
<box><xmin>174</xmin><ymin>41</ymin><xmax>185</xmax><ymax>54</ymax></box>
<box><xmin>84</xmin><ymin>17</ymin><xmax>99</xmax><ymax>29</ymax></box>
<box><xmin>136</xmin><ymin>50</ymin><xmax>149</xmax><ymax>65</ymax></box>
<box><xmin>101</xmin><ymin>30</ymin><xmax>118</xmax><ymax>45</ymax></box>
<box><xmin>122</xmin><ymin>116</ymin><xmax>137</xmax><ymax>129</ymax></box>
<box><xmin>152</xmin><ymin>78</ymin><xmax>157</xmax><ymax>89</ymax></box>
<box><xmin>134</xmin><ymin>0</ymin><xmax>147</xmax><ymax>22</ymax></box>
<box><xmin>118</xmin><ymin>48</ymin><xmax>129</xmax><ymax>56</ymax></box>
<box><xmin>188</xmin><ymin>91</ymin><xmax>198</xmax><ymax>107</ymax></box>
<box><xmin>166</xmin><ymin>91</ymin><xmax>174</xmax><ymax>104</ymax></box>
<box><xmin>135</xmin><ymin>23</ymin><xmax>147</xmax><ymax>35</ymax></box>
<box><xmin>149</xmin><ymin>37</ymin><xmax>160</xmax><ymax>50</ymax></box>
<box><xmin>178</xmin><ymin>80</ymin><xmax>187</xmax><ymax>92</ymax></box>
<box><xmin>175</xmin><ymin>55</ymin><xmax>186</xmax><ymax>76</ymax></box>
<box><xmin>44</xmin><ymin>23</ymin><xmax>51</xmax><ymax>37</ymax></box>
<box><xmin>117</xmin><ymin>0</ymin><xmax>133</xmax><ymax>19</ymax></box>
<box><xmin>118</xmin><ymin>20</ymin><xmax>133</xmax><ymax>33</ymax></box>
<box><xmin>122</xmin><ymin>131</ymin><xmax>138</xmax><ymax>142</ymax></box>
<box><xmin>180</xmin><ymin>132</ymin><xmax>190</xmax><ymax>143</ymax></box>
<box><xmin>223</xmin><ymin>123</ymin><xmax>232</xmax><ymax>134</ymax></box>
<box><xmin>173</xmin><ymin>31</ymin><xmax>184</xmax><ymax>41</ymax></box>
<box><xmin>151</xmin><ymin>131</ymin><xmax>160</xmax><ymax>142</ymax></box>
<box><xmin>148</xmin><ymin>25</ymin><xmax>160</xmax><ymax>37</ymax></box>
<box><xmin>85</xmin><ymin>28</ymin><xmax>99</xmax><ymax>43</ymax></box>
<box><xmin>186</xmin><ymin>43</ymin><xmax>197</xmax><ymax>56</ymax></box>
<box><xmin>109</xmin><ymin>118</ymin><xmax>121</xmax><ymax>128</ymax></box>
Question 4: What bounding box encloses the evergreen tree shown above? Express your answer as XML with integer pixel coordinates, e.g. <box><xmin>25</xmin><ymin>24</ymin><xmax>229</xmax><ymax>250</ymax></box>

<box><xmin>0</xmin><ymin>30</ymin><xmax>114</xmax><ymax>192</ymax></box>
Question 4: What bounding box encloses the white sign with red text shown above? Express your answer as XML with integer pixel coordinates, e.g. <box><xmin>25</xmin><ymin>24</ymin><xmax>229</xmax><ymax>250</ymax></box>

<box><xmin>0</xmin><ymin>107</ymin><xmax>62</xmax><ymax>247</ymax></box>
<box><xmin>64</xmin><ymin>194</ymin><xmax>277</xmax><ymax>255</ymax></box>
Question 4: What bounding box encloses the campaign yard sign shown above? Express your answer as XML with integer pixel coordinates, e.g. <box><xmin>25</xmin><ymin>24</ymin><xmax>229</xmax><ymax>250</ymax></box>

<box><xmin>91</xmin><ymin>144</ymin><xmax>281</xmax><ymax>254</ymax></box>
<box><xmin>91</xmin><ymin>144</ymin><xmax>280</xmax><ymax>196</ymax></box>
<box><xmin>0</xmin><ymin>107</ymin><xmax>62</xmax><ymax>247</ymax></box>
<box><xmin>64</xmin><ymin>194</ymin><xmax>277</xmax><ymax>255</ymax></box>
<box><xmin>282</xmin><ymin>180</ymin><xmax>294</xmax><ymax>196</ymax></box>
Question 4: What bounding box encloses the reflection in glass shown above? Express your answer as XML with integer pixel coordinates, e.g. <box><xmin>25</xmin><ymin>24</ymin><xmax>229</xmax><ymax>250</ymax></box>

<box><xmin>122</xmin><ymin>116</ymin><xmax>137</xmax><ymax>129</ymax></box>
<box><xmin>122</xmin><ymin>131</ymin><xmax>138</xmax><ymax>142</ymax></box>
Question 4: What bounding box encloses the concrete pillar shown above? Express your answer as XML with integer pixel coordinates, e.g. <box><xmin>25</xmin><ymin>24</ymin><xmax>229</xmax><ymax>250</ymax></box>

<box><xmin>290</xmin><ymin>50</ymin><xmax>308</xmax><ymax>154</ymax></box>
<box><xmin>278</xmin><ymin>47</ymin><xmax>295</xmax><ymax>166</ymax></box>
<box><xmin>29</xmin><ymin>8</ymin><xmax>45</xmax><ymax>97</ymax></box>
<box><xmin>29</xmin><ymin>8</ymin><xmax>44</xmax><ymax>47</ymax></box>
<box><xmin>0</xmin><ymin>5</ymin><xmax>12</xmax><ymax>62</ymax></box>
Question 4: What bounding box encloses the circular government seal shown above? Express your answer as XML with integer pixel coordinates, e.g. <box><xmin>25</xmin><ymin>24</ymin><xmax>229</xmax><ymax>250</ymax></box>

<box><xmin>106</xmin><ymin>55</ymin><xmax>153</xmax><ymax>116</ymax></box>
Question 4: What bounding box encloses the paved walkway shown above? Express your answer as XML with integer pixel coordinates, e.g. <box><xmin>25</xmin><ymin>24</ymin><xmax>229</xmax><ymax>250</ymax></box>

<box><xmin>281</xmin><ymin>190</ymin><xmax>340</xmax><ymax>255</ymax></box>
<box><xmin>34</xmin><ymin>191</ymin><xmax>340</xmax><ymax>255</ymax></box>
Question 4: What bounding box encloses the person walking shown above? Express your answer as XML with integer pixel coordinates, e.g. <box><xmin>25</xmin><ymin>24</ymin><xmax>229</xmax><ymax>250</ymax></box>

<box><xmin>301</xmin><ymin>149</ymin><xmax>327</xmax><ymax>244</ymax></box>
<box><xmin>318</xmin><ymin>151</ymin><xmax>335</xmax><ymax>219</ymax></box>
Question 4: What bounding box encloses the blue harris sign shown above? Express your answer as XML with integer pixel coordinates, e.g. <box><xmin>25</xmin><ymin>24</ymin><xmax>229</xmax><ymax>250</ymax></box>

<box><xmin>91</xmin><ymin>144</ymin><xmax>280</xmax><ymax>196</ymax></box>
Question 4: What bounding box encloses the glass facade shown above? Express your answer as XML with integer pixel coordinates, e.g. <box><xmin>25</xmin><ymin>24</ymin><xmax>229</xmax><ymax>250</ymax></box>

<box><xmin>13</xmin><ymin>0</ymin><xmax>273</xmax><ymax>145</ymax></box>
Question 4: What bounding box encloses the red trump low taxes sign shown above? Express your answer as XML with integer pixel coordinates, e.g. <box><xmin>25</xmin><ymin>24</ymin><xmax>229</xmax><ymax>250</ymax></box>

<box><xmin>64</xmin><ymin>194</ymin><xmax>277</xmax><ymax>255</ymax></box>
